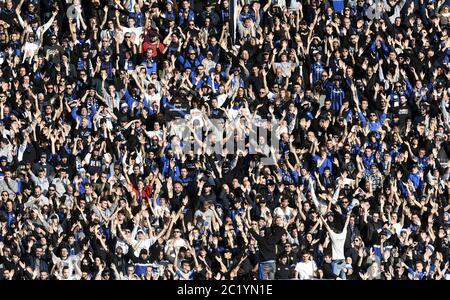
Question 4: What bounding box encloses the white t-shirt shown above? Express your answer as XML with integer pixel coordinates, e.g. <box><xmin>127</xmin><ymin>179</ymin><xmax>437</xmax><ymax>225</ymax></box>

<box><xmin>115</xmin><ymin>239</ymin><xmax>130</xmax><ymax>255</ymax></box>
<box><xmin>329</xmin><ymin>230</ymin><xmax>347</xmax><ymax>260</ymax></box>
<box><xmin>295</xmin><ymin>260</ymin><xmax>317</xmax><ymax>280</ymax></box>
<box><xmin>391</xmin><ymin>222</ymin><xmax>403</xmax><ymax>237</ymax></box>
<box><xmin>273</xmin><ymin>207</ymin><xmax>294</xmax><ymax>223</ymax></box>
<box><xmin>22</xmin><ymin>42</ymin><xmax>39</xmax><ymax>62</ymax></box>
<box><xmin>273</xmin><ymin>61</ymin><xmax>295</xmax><ymax>78</ymax></box>
<box><xmin>122</xmin><ymin>27</ymin><xmax>143</xmax><ymax>46</ymax></box>
<box><xmin>132</xmin><ymin>237</ymin><xmax>157</xmax><ymax>257</ymax></box>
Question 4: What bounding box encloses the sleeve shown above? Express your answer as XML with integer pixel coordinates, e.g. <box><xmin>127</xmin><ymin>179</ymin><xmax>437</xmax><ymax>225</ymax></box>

<box><xmin>331</xmin><ymin>186</ymin><xmax>340</xmax><ymax>204</ymax></box>
<box><xmin>71</xmin><ymin>107</ymin><xmax>79</xmax><ymax>121</ymax></box>
<box><xmin>379</xmin><ymin>113</ymin><xmax>387</xmax><ymax>125</ymax></box>
<box><xmin>143</xmin><ymin>95</ymin><xmax>152</xmax><ymax>111</ymax></box>
<box><xmin>359</xmin><ymin>111</ymin><xmax>367</xmax><ymax>127</ymax></box>
<box><xmin>124</xmin><ymin>89</ymin><xmax>135</xmax><ymax>108</ymax></box>
<box><xmin>310</xmin><ymin>183</ymin><xmax>320</xmax><ymax>209</ymax></box>
<box><xmin>40</xmin><ymin>15</ymin><xmax>55</xmax><ymax>33</ymax></box>
<box><xmin>248</xmin><ymin>227</ymin><xmax>263</xmax><ymax>243</ymax></box>
<box><xmin>29</xmin><ymin>172</ymin><xmax>39</xmax><ymax>184</ymax></box>
<box><xmin>130</xmin><ymin>224</ymin><xmax>139</xmax><ymax>242</ymax></box>
<box><xmin>178</xmin><ymin>55</ymin><xmax>186</xmax><ymax>66</ymax></box>
<box><xmin>9</xmin><ymin>179</ymin><xmax>18</xmax><ymax>193</ymax></box>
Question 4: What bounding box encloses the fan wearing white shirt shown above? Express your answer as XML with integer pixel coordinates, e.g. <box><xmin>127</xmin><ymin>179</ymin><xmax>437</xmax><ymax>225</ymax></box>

<box><xmin>320</xmin><ymin>211</ymin><xmax>351</xmax><ymax>279</ymax></box>
<box><xmin>389</xmin><ymin>212</ymin><xmax>403</xmax><ymax>237</ymax></box>
<box><xmin>273</xmin><ymin>197</ymin><xmax>294</xmax><ymax>223</ymax></box>
<box><xmin>127</xmin><ymin>213</ymin><xmax>168</xmax><ymax>257</ymax></box>
<box><xmin>294</xmin><ymin>251</ymin><xmax>318</xmax><ymax>280</ymax></box>
<box><xmin>115</xmin><ymin>10</ymin><xmax>144</xmax><ymax>46</ymax></box>
<box><xmin>16</xmin><ymin>4</ymin><xmax>58</xmax><ymax>49</ymax></box>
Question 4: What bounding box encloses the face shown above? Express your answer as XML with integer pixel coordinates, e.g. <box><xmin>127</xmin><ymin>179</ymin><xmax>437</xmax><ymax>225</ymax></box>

<box><xmin>127</xmin><ymin>266</ymin><xmax>134</xmax><ymax>275</ymax></box>
<box><xmin>40</xmin><ymin>271</ymin><xmax>49</xmax><ymax>280</ymax></box>
<box><xmin>302</xmin><ymin>253</ymin><xmax>310</xmax><ymax>261</ymax></box>
<box><xmin>373</xmin><ymin>213</ymin><xmax>379</xmax><ymax>222</ymax></box>
<box><xmin>61</xmin><ymin>248</ymin><xmax>68</xmax><ymax>258</ymax></box>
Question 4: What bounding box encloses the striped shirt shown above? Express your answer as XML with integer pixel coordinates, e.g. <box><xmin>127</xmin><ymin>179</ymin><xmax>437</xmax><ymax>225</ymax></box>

<box><xmin>329</xmin><ymin>87</ymin><xmax>345</xmax><ymax>112</ymax></box>
<box><xmin>311</xmin><ymin>62</ymin><xmax>325</xmax><ymax>84</ymax></box>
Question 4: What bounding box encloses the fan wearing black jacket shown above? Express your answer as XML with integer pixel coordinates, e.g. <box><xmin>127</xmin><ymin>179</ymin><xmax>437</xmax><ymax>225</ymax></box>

<box><xmin>244</xmin><ymin>215</ymin><xmax>286</xmax><ymax>280</ymax></box>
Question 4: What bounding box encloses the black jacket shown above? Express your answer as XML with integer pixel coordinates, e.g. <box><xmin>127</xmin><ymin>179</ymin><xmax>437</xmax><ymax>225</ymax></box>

<box><xmin>249</xmin><ymin>226</ymin><xmax>286</xmax><ymax>262</ymax></box>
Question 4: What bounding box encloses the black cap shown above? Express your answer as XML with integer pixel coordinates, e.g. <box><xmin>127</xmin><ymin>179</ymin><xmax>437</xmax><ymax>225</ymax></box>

<box><xmin>203</xmin><ymin>182</ymin><xmax>212</xmax><ymax>188</ymax></box>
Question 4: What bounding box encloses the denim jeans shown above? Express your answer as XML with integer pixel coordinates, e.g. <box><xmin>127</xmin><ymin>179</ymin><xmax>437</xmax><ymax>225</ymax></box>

<box><xmin>259</xmin><ymin>261</ymin><xmax>276</xmax><ymax>280</ymax></box>
<box><xmin>332</xmin><ymin>259</ymin><xmax>346</xmax><ymax>279</ymax></box>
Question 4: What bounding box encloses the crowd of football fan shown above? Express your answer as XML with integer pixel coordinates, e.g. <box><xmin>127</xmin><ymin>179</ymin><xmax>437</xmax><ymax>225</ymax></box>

<box><xmin>0</xmin><ymin>0</ymin><xmax>449</xmax><ymax>280</ymax></box>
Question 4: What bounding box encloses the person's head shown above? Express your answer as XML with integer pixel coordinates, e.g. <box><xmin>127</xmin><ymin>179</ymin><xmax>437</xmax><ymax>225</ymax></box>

<box><xmin>173</xmin><ymin>228</ymin><xmax>182</xmax><ymax>238</ymax></box>
<box><xmin>61</xmin><ymin>266</ymin><xmax>70</xmax><ymax>279</ymax></box>
<box><xmin>39</xmin><ymin>270</ymin><xmax>49</xmax><ymax>280</ymax></box>
<box><xmin>2</xmin><ymin>268</ymin><xmax>12</xmax><ymax>280</ymax></box>
<box><xmin>373</xmin><ymin>212</ymin><xmax>380</xmax><ymax>222</ymax></box>
<box><xmin>60</xmin><ymin>247</ymin><xmax>69</xmax><ymax>259</ymax></box>
<box><xmin>173</xmin><ymin>181</ymin><xmax>183</xmax><ymax>194</ymax></box>
<box><xmin>177</xmin><ymin>258</ymin><xmax>190</xmax><ymax>272</ymax></box>
<box><xmin>302</xmin><ymin>251</ymin><xmax>311</xmax><ymax>262</ymax></box>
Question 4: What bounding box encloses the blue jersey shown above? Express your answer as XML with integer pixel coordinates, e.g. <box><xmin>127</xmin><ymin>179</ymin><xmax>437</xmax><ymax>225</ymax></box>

<box><xmin>331</xmin><ymin>0</ymin><xmax>345</xmax><ymax>13</ymax></box>
<box><xmin>329</xmin><ymin>87</ymin><xmax>345</xmax><ymax>112</ymax></box>
<box><xmin>311</xmin><ymin>62</ymin><xmax>325</xmax><ymax>84</ymax></box>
